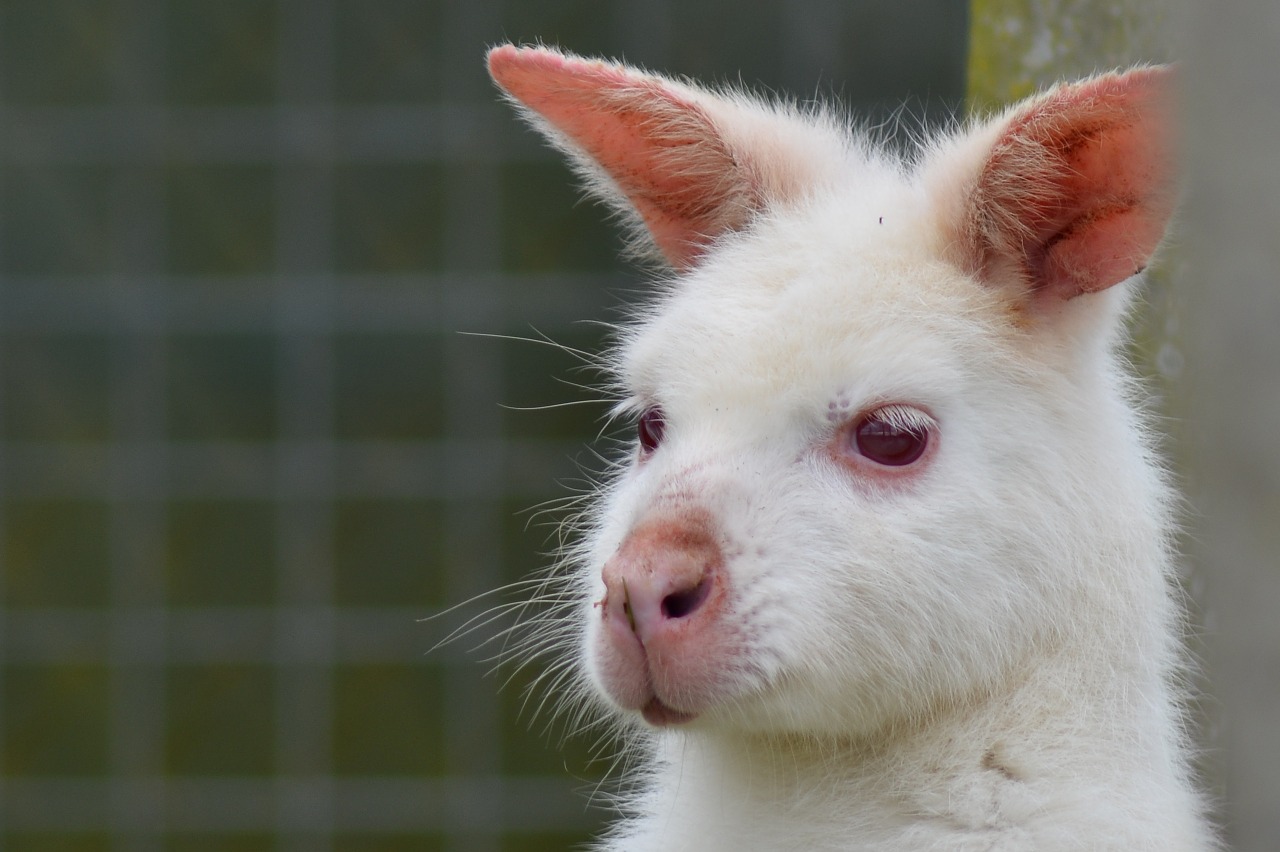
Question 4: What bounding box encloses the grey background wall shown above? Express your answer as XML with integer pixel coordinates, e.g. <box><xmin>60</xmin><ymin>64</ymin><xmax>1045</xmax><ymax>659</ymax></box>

<box><xmin>1179</xmin><ymin>3</ymin><xmax>1280</xmax><ymax>849</ymax></box>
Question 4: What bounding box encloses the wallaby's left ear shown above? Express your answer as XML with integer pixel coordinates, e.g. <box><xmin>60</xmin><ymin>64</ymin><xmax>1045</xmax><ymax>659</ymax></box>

<box><xmin>935</xmin><ymin>67</ymin><xmax>1176</xmax><ymax>308</ymax></box>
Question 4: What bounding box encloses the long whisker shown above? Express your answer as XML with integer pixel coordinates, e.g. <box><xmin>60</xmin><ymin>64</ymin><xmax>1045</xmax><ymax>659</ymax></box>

<box><xmin>457</xmin><ymin>328</ymin><xmax>598</xmax><ymax>364</ymax></box>
<box><xmin>441</xmin><ymin>324</ymin><xmax>642</xmax><ymax>813</ymax></box>
<box><xmin>498</xmin><ymin>398</ymin><xmax>611</xmax><ymax>412</ymax></box>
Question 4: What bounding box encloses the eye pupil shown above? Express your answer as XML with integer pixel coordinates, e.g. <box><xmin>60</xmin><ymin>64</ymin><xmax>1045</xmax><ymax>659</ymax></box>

<box><xmin>638</xmin><ymin>407</ymin><xmax>665</xmax><ymax>454</ymax></box>
<box><xmin>854</xmin><ymin>413</ymin><xmax>928</xmax><ymax>466</ymax></box>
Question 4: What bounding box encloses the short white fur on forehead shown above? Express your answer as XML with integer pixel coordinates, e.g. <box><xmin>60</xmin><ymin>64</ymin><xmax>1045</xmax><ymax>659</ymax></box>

<box><xmin>618</xmin><ymin>212</ymin><xmax>992</xmax><ymax>424</ymax></box>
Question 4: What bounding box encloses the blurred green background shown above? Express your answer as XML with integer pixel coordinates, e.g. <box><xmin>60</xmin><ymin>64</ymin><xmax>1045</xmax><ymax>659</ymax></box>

<box><xmin>0</xmin><ymin>2</ymin><xmax>971</xmax><ymax>850</ymax></box>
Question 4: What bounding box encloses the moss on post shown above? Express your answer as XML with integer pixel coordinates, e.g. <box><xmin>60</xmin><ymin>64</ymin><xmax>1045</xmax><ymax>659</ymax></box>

<box><xmin>968</xmin><ymin>0</ymin><xmax>1179</xmax><ymax>112</ymax></box>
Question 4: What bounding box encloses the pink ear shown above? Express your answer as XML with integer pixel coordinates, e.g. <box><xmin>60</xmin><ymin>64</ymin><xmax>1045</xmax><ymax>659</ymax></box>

<box><xmin>488</xmin><ymin>45</ymin><xmax>759</xmax><ymax>270</ymax></box>
<box><xmin>963</xmin><ymin>67</ymin><xmax>1176</xmax><ymax>303</ymax></box>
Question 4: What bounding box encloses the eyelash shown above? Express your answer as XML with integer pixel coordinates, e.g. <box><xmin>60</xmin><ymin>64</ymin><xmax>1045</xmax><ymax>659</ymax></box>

<box><xmin>636</xmin><ymin>405</ymin><xmax>666</xmax><ymax>456</ymax></box>
<box><xmin>841</xmin><ymin>404</ymin><xmax>935</xmax><ymax>469</ymax></box>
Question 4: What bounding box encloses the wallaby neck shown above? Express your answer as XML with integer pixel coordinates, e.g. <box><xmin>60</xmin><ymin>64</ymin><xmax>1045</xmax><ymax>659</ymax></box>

<box><xmin>626</xmin><ymin>650</ymin><xmax>1204</xmax><ymax>852</ymax></box>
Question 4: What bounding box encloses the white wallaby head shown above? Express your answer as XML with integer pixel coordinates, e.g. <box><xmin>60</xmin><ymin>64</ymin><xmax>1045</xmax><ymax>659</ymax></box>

<box><xmin>488</xmin><ymin>43</ymin><xmax>1208</xmax><ymax>851</ymax></box>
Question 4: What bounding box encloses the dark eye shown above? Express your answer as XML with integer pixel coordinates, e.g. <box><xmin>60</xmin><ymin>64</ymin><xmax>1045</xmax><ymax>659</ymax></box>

<box><xmin>637</xmin><ymin>406</ymin><xmax>666</xmax><ymax>455</ymax></box>
<box><xmin>852</xmin><ymin>406</ymin><xmax>930</xmax><ymax>467</ymax></box>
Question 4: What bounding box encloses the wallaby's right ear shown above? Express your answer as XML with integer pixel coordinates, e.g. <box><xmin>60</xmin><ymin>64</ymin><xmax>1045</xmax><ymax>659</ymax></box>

<box><xmin>487</xmin><ymin>44</ymin><xmax>838</xmax><ymax>270</ymax></box>
<box><xmin>931</xmin><ymin>67</ymin><xmax>1177</xmax><ymax>312</ymax></box>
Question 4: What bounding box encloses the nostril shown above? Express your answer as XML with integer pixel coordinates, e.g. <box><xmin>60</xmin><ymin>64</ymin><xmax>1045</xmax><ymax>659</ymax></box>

<box><xmin>661</xmin><ymin>574</ymin><xmax>712</xmax><ymax>620</ymax></box>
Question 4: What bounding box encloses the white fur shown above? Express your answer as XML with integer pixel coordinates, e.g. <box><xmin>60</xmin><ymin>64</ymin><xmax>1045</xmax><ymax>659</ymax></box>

<box><xmin>489</xmin><ymin>47</ymin><xmax>1216</xmax><ymax>851</ymax></box>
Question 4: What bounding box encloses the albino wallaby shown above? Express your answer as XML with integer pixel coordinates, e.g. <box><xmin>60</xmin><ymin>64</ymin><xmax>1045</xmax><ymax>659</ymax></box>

<box><xmin>486</xmin><ymin>44</ymin><xmax>1215</xmax><ymax>851</ymax></box>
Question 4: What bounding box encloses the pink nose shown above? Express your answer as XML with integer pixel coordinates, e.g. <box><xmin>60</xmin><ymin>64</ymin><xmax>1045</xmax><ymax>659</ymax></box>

<box><xmin>600</xmin><ymin>514</ymin><xmax>721</xmax><ymax>645</ymax></box>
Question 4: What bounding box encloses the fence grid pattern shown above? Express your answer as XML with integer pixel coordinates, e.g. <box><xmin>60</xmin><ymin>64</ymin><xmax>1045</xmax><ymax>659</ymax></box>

<box><xmin>0</xmin><ymin>2</ymin><xmax>968</xmax><ymax>850</ymax></box>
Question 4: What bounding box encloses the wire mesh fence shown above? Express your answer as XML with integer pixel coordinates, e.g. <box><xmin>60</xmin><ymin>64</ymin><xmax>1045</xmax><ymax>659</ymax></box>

<box><xmin>0</xmin><ymin>2</ymin><xmax>967</xmax><ymax>849</ymax></box>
